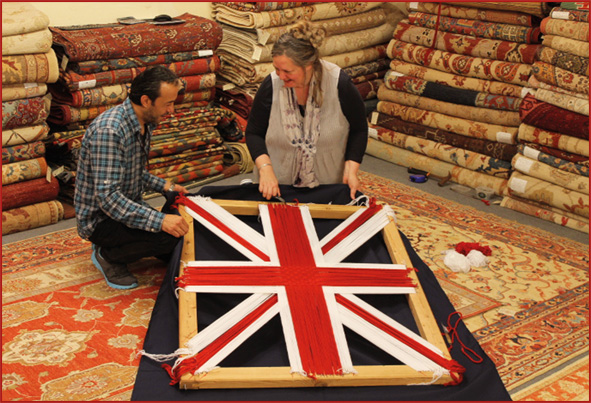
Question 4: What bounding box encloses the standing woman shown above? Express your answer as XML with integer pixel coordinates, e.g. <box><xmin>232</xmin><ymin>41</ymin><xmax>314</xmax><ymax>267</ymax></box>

<box><xmin>245</xmin><ymin>21</ymin><xmax>368</xmax><ymax>200</ymax></box>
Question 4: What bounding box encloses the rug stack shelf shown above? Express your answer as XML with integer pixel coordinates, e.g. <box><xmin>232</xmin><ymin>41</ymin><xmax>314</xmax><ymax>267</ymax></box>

<box><xmin>1</xmin><ymin>3</ymin><xmax>64</xmax><ymax>236</ymax></box>
<box><xmin>502</xmin><ymin>3</ymin><xmax>589</xmax><ymax>233</ymax></box>
<box><xmin>365</xmin><ymin>2</ymin><xmax>555</xmax><ymax>198</ymax></box>
<box><xmin>212</xmin><ymin>2</ymin><xmax>401</xmax><ymax>121</ymax></box>
<box><xmin>43</xmin><ymin>13</ymin><xmax>245</xmax><ymax>205</ymax></box>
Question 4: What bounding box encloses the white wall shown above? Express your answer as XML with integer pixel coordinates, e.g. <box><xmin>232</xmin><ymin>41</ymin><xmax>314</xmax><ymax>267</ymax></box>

<box><xmin>29</xmin><ymin>2</ymin><xmax>213</xmax><ymax>26</ymax></box>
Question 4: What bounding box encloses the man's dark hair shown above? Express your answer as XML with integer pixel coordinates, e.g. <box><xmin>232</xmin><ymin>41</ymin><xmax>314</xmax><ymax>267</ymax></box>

<box><xmin>128</xmin><ymin>65</ymin><xmax>179</xmax><ymax>105</ymax></box>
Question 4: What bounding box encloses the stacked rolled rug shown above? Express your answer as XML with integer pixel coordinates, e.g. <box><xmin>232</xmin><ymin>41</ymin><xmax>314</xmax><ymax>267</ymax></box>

<box><xmin>212</xmin><ymin>2</ymin><xmax>400</xmax><ymax>119</ymax></box>
<box><xmin>2</xmin><ymin>3</ymin><xmax>62</xmax><ymax>235</ymax></box>
<box><xmin>503</xmin><ymin>2</ymin><xmax>589</xmax><ymax>233</ymax></box>
<box><xmin>366</xmin><ymin>2</ymin><xmax>551</xmax><ymax>197</ymax></box>
<box><xmin>44</xmin><ymin>14</ymin><xmax>244</xmax><ymax>203</ymax></box>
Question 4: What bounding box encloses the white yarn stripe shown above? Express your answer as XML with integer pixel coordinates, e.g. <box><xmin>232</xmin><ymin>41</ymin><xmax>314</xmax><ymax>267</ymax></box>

<box><xmin>298</xmin><ymin>204</ymin><xmax>326</xmax><ymax>264</ymax></box>
<box><xmin>185</xmin><ymin>293</ymin><xmax>275</xmax><ymax>352</ymax></box>
<box><xmin>326</xmin><ymin>286</ymin><xmax>415</xmax><ymax>295</ymax></box>
<box><xmin>186</xmin><ymin>260</ymin><xmax>275</xmax><ymax>267</ymax></box>
<box><xmin>337</xmin><ymin>293</ymin><xmax>447</xmax><ymax>374</ymax></box>
<box><xmin>184</xmin><ymin>196</ymin><xmax>269</xmax><ymax>262</ymax></box>
<box><xmin>179</xmin><ymin>293</ymin><xmax>279</xmax><ymax>374</ymax></box>
<box><xmin>276</xmin><ymin>288</ymin><xmax>305</xmax><ymax>375</ymax></box>
<box><xmin>316</xmin><ymin>262</ymin><xmax>408</xmax><ymax>270</ymax></box>
<box><xmin>195</xmin><ymin>304</ymin><xmax>280</xmax><ymax>374</ymax></box>
<box><xmin>320</xmin><ymin>209</ymin><xmax>393</xmax><ymax>264</ymax></box>
<box><xmin>257</xmin><ymin>204</ymin><xmax>280</xmax><ymax>263</ymax></box>
<box><xmin>323</xmin><ymin>288</ymin><xmax>356</xmax><ymax>374</ymax></box>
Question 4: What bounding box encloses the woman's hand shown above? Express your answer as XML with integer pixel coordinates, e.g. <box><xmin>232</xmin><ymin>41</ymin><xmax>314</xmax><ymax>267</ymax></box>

<box><xmin>343</xmin><ymin>160</ymin><xmax>361</xmax><ymax>200</ymax></box>
<box><xmin>256</xmin><ymin>156</ymin><xmax>280</xmax><ymax>200</ymax></box>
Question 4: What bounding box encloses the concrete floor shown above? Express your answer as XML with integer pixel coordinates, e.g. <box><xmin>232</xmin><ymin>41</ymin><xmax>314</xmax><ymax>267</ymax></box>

<box><xmin>3</xmin><ymin>154</ymin><xmax>588</xmax><ymax>245</ymax></box>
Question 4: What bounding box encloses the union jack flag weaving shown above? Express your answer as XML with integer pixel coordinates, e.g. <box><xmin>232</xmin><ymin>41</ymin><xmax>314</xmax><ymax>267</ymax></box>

<box><xmin>163</xmin><ymin>195</ymin><xmax>463</xmax><ymax>385</ymax></box>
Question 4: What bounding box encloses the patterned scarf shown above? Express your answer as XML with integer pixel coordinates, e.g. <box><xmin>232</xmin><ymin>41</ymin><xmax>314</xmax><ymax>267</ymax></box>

<box><xmin>279</xmin><ymin>77</ymin><xmax>321</xmax><ymax>187</ymax></box>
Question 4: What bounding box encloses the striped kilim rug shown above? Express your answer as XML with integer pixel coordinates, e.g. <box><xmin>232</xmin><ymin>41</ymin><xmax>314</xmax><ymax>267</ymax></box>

<box><xmin>2</xmin><ymin>171</ymin><xmax>588</xmax><ymax>400</ymax></box>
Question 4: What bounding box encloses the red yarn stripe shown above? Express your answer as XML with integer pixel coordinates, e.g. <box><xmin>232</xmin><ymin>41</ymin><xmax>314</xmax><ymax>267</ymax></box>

<box><xmin>268</xmin><ymin>204</ymin><xmax>343</xmax><ymax>376</ymax></box>
<box><xmin>166</xmin><ymin>294</ymin><xmax>279</xmax><ymax>385</ymax></box>
<box><xmin>321</xmin><ymin>201</ymin><xmax>383</xmax><ymax>255</ymax></box>
<box><xmin>177</xmin><ymin>195</ymin><xmax>270</xmax><ymax>262</ymax></box>
<box><xmin>179</xmin><ymin>267</ymin><xmax>414</xmax><ymax>288</ymax></box>
<box><xmin>317</xmin><ymin>268</ymin><xmax>415</xmax><ymax>288</ymax></box>
<box><xmin>336</xmin><ymin>294</ymin><xmax>465</xmax><ymax>384</ymax></box>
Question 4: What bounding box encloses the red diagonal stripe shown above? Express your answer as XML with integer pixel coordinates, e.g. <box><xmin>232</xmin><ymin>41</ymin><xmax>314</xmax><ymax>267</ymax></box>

<box><xmin>321</xmin><ymin>201</ymin><xmax>383</xmax><ymax>255</ymax></box>
<box><xmin>166</xmin><ymin>294</ymin><xmax>279</xmax><ymax>385</ymax></box>
<box><xmin>178</xmin><ymin>195</ymin><xmax>270</xmax><ymax>262</ymax></box>
<box><xmin>336</xmin><ymin>294</ymin><xmax>465</xmax><ymax>380</ymax></box>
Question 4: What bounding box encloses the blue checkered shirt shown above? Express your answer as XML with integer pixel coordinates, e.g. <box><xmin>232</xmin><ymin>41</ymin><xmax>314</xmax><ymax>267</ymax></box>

<box><xmin>74</xmin><ymin>98</ymin><xmax>167</xmax><ymax>240</ymax></box>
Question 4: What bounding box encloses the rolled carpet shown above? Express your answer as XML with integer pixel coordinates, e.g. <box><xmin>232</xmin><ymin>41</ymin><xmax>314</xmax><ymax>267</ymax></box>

<box><xmin>2</xmin><ymin>176</ymin><xmax>59</xmax><ymax>210</ymax></box>
<box><xmin>2</xmin><ymin>200</ymin><xmax>63</xmax><ymax>235</ymax></box>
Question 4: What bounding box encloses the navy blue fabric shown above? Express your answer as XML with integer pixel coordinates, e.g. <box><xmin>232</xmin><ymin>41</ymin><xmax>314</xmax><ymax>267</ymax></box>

<box><xmin>132</xmin><ymin>184</ymin><xmax>511</xmax><ymax>401</ymax></box>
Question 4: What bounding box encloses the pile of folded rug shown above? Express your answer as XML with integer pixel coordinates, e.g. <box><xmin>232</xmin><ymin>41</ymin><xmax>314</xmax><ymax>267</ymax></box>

<box><xmin>2</xmin><ymin>3</ymin><xmax>63</xmax><ymax>235</ymax></box>
<box><xmin>366</xmin><ymin>2</ymin><xmax>553</xmax><ymax>197</ymax></box>
<box><xmin>502</xmin><ymin>2</ymin><xmax>589</xmax><ymax>233</ymax></box>
<box><xmin>212</xmin><ymin>2</ymin><xmax>401</xmax><ymax>120</ymax></box>
<box><xmin>44</xmin><ymin>13</ymin><xmax>245</xmax><ymax>203</ymax></box>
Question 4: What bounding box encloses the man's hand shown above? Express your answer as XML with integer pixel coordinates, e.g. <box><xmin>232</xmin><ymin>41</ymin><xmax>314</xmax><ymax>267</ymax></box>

<box><xmin>172</xmin><ymin>183</ymin><xmax>189</xmax><ymax>194</ymax></box>
<box><xmin>165</xmin><ymin>181</ymin><xmax>189</xmax><ymax>194</ymax></box>
<box><xmin>161</xmin><ymin>214</ymin><xmax>189</xmax><ymax>238</ymax></box>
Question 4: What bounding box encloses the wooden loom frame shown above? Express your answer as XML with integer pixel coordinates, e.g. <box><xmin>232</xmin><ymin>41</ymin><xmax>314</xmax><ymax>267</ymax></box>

<box><xmin>177</xmin><ymin>199</ymin><xmax>453</xmax><ymax>389</ymax></box>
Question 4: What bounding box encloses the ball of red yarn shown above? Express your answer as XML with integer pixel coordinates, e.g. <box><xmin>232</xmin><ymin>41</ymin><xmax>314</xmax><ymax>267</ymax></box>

<box><xmin>455</xmin><ymin>242</ymin><xmax>492</xmax><ymax>256</ymax></box>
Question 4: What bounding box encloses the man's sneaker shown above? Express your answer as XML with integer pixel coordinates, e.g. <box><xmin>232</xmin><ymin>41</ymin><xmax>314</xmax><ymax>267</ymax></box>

<box><xmin>91</xmin><ymin>248</ymin><xmax>138</xmax><ymax>290</ymax></box>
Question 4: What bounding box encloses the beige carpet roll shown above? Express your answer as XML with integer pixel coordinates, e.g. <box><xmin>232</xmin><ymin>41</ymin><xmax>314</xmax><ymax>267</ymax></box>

<box><xmin>2</xmin><ymin>200</ymin><xmax>64</xmax><ymax>235</ymax></box>
<box><xmin>2</xmin><ymin>83</ymin><xmax>48</xmax><ymax>101</ymax></box>
<box><xmin>377</xmin><ymin>86</ymin><xmax>521</xmax><ymax>126</ymax></box>
<box><xmin>366</xmin><ymin>137</ymin><xmax>508</xmax><ymax>196</ymax></box>
<box><xmin>2</xmin><ymin>123</ymin><xmax>51</xmax><ymax>147</ymax></box>
<box><xmin>2</xmin><ymin>49</ymin><xmax>59</xmax><ymax>84</ymax></box>
<box><xmin>371</xmin><ymin>124</ymin><xmax>511</xmax><ymax>178</ymax></box>
<box><xmin>507</xmin><ymin>171</ymin><xmax>589</xmax><ymax>218</ymax></box>
<box><xmin>512</xmin><ymin>153</ymin><xmax>589</xmax><ymax>194</ymax></box>
<box><xmin>212</xmin><ymin>2</ymin><xmax>383</xmax><ymax>29</ymax></box>
<box><xmin>2</xmin><ymin>28</ymin><xmax>52</xmax><ymax>55</ymax></box>
<box><xmin>389</xmin><ymin>59</ymin><xmax>524</xmax><ymax>97</ymax></box>
<box><xmin>517</xmin><ymin>124</ymin><xmax>589</xmax><ymax>157</ymax></box>
<box><xmin>501</xmin><ymin>196</ymin><xmax>588</xmax><ymax>233</ymax></box>
<box><xmin>534</xmin><ymin>88</ymin><xmax>589</xmax><ymax>116</ymax></box>
<box><xmin>377</xmin><ymin>100</ymin><xmax>518</xmax><ymax>144</ymax></box>
<box><xmin>2</xmin><ymin>157</ymin><xmax>48</xmax><ymax>185</ymax></box>
<box><xmin>224</xmin><ymin>142</ymin><xmax>254</xmax><ymax>173</ymax></box>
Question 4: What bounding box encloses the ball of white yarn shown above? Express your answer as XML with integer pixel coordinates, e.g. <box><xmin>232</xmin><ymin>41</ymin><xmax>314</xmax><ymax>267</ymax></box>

<box><xmin>443</xmin><ymin>250</ymin><xmax>471</xmax><ymax>273</ymax></box>
<box><xmin>467</xmin><ymin>249</ymin><xmax>489</xmax><ymax>267</ymax></box>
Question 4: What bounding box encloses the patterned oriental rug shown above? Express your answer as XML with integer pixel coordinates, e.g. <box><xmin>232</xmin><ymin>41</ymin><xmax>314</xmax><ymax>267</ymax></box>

<box><xmin>2</xmin><ymin>172</ymin><xmax>587</xmax><ymax>401</ymax></box>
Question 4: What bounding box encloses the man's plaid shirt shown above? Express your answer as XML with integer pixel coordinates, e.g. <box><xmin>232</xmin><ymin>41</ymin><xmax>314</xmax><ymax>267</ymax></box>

<box><xmin>74</xmin><ymin>98</ymin><xmax>167</xmax><ymax>240</ymax></box>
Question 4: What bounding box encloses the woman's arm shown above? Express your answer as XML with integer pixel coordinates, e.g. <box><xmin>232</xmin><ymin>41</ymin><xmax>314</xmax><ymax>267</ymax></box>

<box><xmin>338</xmin><ymin>70</ymin><xmax>368</xmax><ymax>199</ymax></box>
<box><xmin>245</xmin><ymin>75</ymin><xmax>281</xmax><ymax>199</ymax></box>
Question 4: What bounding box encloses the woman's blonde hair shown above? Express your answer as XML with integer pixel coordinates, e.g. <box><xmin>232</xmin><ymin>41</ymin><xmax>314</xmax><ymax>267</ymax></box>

<box><xmin>272</xmin><ymin>21</ymin><xmax>326</xmax><ymax>106</ymax></box>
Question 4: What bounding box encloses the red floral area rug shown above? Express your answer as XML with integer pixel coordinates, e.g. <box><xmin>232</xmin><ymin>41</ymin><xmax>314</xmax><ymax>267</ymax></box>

<box><xmin>2</xmin><ymin>229</ymin><xmax>166</xmax><ymax>400</ymax></box>
<box><xmin>359</xmin><ymin>171</ymin><xmax>589</xmax><ymax>401</ymax></box>
<box><xmin>2</xmin><ymin>172</ymin><xmax>588</xmax><ymax>401</ymax></box>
